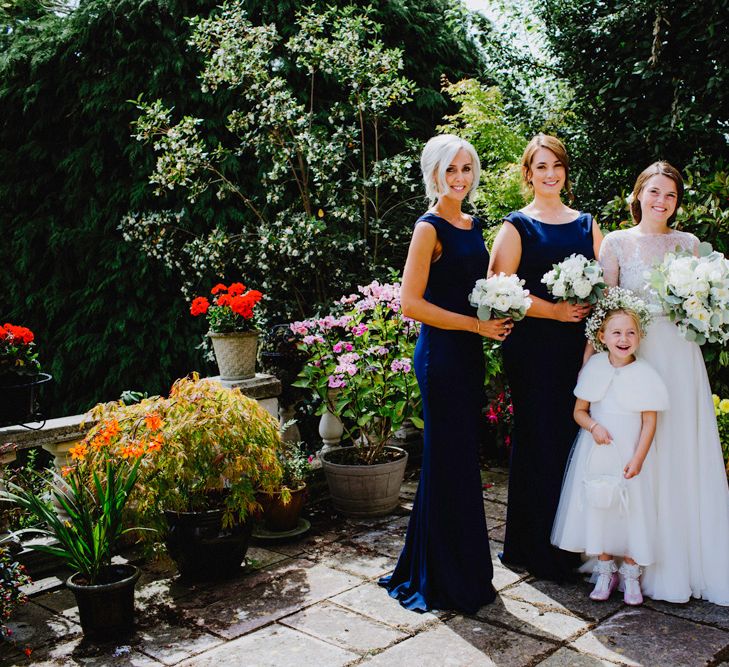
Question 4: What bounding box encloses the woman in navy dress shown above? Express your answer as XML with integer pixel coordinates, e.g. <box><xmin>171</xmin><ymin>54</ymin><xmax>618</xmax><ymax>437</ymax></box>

<box><xmin>379</xmin><ymin>135</ymin><xmax>510</xmax><ymax>613</ymax></box>
<box><xmin>489</xmin><ymin>134</ymin><xmax>603</xmax><ymax>581</ymax></box>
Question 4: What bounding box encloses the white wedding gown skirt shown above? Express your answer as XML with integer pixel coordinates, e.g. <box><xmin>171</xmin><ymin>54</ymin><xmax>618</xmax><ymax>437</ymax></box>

<box><xmin>639</xmin><ymin>317</ymin><xmax>729</xmax><ymax>605</ymax></box>
<box><xmin>552</xmin><ymin>396</ymin><xmax>657</xmax><ymax>566</ymax></box>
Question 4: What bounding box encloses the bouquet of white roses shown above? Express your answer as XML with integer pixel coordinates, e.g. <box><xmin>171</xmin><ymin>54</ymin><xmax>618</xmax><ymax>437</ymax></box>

<box><xmin>542</xmin><ymin>253</ymin><xmax>606</xmax><ymax>304</ymax></box>
<box><xmin>647</xmin><ymin>243</ymin><xmax>729</xmax><ymax>345</ymax></box>
<box><xmin>469</xmin><ymin>273</ymin><xmax>532</xmax><ymax>321</ymax></box>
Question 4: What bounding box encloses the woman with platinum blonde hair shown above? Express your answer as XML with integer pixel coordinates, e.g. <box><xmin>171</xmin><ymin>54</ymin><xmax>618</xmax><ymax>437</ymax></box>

<box><xmin>379</xmin><ymin>134</ymin><xmax>507</xmax><ymax>613</ymax></box>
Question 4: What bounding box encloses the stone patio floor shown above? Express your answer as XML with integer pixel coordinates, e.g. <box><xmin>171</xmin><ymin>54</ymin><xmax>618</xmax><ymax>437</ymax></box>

<box><xmin>2</xmin><ymin>465</ymin><xmax>729</xmax><ymax>666</ymax></box>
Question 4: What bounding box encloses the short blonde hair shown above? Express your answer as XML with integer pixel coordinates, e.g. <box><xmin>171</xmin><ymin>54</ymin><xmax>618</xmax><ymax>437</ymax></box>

<box><xmin>521</xmin><ymin>134</ymin><xmax>573</xmax><ymax>202</ymax></box>
<box><xmin>630</xmin><ymin>161</ymin><xmax>684</xmax><ymax>226</ymax></box>
<box><xmin>420</xmin><ymin>134</ymin><xmax>481</xmax><ymax>206</ymax></box>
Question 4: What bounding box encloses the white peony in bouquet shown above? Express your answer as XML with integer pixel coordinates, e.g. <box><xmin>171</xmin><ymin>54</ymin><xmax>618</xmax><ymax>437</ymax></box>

<box><xmin>469</xmin><ymin>273</ymin><xmax>532</xmax><ymax>321</ymax></box>
<box><xmin>542</xmin><ymin>253</ymin><xmax>606</xmax><ymax>304</ymax></box>
<box><xmin>646</xmin><ymin>243</ymin><xmax>729</xmax><ymax>345</ymax></box>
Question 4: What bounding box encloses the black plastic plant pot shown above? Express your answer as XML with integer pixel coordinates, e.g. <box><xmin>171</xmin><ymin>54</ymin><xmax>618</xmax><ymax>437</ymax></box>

<box><xmin>66</xmin><ymin>564</ymin><xmax>141</xmax><ymax>642</ymax></box>
<box><xmin>0</xmin><ymin>373</ymin><xmax>52</xmax><ymax>427</ymax></box>
<box><xmin>164</xmin><ymin>508</ymin><xmax>253</xmax><ymax>581</ymax></box>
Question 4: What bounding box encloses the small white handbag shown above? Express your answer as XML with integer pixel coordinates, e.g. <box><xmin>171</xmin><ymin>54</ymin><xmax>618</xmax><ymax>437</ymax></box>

<box><xmin>582</xmin><ymin>443</ymin><xmax>628</xmax><ymax>513</ymax></box>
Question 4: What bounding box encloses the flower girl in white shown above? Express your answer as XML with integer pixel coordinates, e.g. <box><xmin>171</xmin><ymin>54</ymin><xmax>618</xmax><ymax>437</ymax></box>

<box><xmin>552</xmin><ymin>293</ymin><xmax>668</xmax><ymax>605</ymax></box>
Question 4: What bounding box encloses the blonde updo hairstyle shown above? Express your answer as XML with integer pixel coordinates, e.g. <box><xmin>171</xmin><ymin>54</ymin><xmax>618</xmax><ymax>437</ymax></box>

<box><xmin>598</xmin><ymin>308</ymin><xmax>646</xmax><ymax>344</ymax></box>
<box><xmin>421</xmin><ymin>134</ymin><xmax>481</xmax><ymax>206</ymax></box>
<box><xmin>521</xmin><ymin>133</ymin><xmax>574</xmax><ymax>202</ymax></box>
<box><xmin>630</xmin><ymin>161</ymin><xmax>684</xmax><ymax>226</ymax></box>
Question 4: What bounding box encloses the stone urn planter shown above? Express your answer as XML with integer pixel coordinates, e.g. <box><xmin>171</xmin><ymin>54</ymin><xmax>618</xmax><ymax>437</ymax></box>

<box><xmin>208</xmin><ymin>330</ymin><xmax>259</xmax><ymax>381</ymax></box>
<box><xmin>0</xmin><ymin>372</ymin><xmax>52</xmax><ymax>427</ymax></box>
<box><xmin>320</xmin><ymin>446</ymin><xmax>408</xmax><ymax>517</ymax></box>
<box><xmin>164</xmin><ymin>508</ymin><xmax>254</xmax><ymax>580</ymax></box>
<box><xmin>66</xmin><ymin>564</ymin><xmax>141</xmax><ymax>641</ymax></box>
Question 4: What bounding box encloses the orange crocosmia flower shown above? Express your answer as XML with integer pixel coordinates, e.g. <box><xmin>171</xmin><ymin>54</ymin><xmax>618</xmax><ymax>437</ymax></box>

<box><xmin>90</xmin><ymin>435</ymin><xmax>106</xmax><ymax>451</ymax></box>
<box><xmin>146</xmin><ymin>434</ymin><xmax>163</xmax><ymax>453</ymax></box>
<box><xmin>210</xmin><ymin>283</ymin><xmax>228</xmax><ymax>295</ymax></box>
<box><xmin>61</xmin><ymin>465</ymin><xmax>73</xmax><ymax>478</ymax></box>
<box><xmin>69</xmin><ymin>443</ymin><xmax>88</xmax><ymax>460</ymax></box>
<box><xmin>144</xmin><ymin>413</ymin><xmax>163</xmax><ymax>432</ymax></box>
<box><xmin>104</xmin><ymin>419</ymin><xmax>120</xmax><ymax>438</ymax></box>
<box><xmin>228</xmin><ymin>282</ymin><xmax>246</xmax><ymax>296</ymax></box>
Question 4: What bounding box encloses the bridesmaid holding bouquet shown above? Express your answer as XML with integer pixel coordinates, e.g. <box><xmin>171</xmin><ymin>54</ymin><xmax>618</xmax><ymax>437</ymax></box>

<box><xmin>489</xmin><ymin>134</ymin><xmax>603</xmax><ymax>581</ymax></box>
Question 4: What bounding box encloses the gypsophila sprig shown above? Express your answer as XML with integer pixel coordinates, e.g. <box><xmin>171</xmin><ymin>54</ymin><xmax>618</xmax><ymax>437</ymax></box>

<box><xmin>647</xmin><ymin>243</ymin><xmax>729</xmax><ymax>346</ymax></box>
<box><xmin>469</xmin><ymin>273</ymin><xmax>532</xmax><ymax>322</ymax></box>
<box><xmin>585</xmin><ymin>287</ymin><xmax>652</xmax><ymax>352</ymax></box>
<box><xmin>190</xmin><ymin>281</ymin><xmax>263</xmax><ymax>333</ymax></box>
<box><xmin>292</xmin><ymin>280</ymin><xmax>422</xmax><ymax>465</ymax></box>
<box><xmin>542</xmin><ymin>253</ymin><xmax>606</xmax><ymax>304</ymax></box>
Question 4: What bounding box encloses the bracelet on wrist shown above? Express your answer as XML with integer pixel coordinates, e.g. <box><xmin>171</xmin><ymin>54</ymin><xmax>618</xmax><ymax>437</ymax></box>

<box><xmin>588</xmin><ymin>422</ymin><xmax>598</xmax><ymax>433</ymax></box>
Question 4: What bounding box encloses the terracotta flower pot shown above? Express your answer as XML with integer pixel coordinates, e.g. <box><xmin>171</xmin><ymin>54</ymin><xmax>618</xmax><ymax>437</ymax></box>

<box><xmin>258</xmin><ymin>484</ymin><xmax>307</xmax><ymax>532</ymax></box>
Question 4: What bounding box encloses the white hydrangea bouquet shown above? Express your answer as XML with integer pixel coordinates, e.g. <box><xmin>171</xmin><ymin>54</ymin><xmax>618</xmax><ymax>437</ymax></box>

<box><xmin>585</xmin><ymin>287</ymin><xmax>652</xmax><ymax>351</ymax></box>
<box><xmin>542</xmin><ymin>253</ymin><xmax>606</xmax><ymax>304</ymax></box>
<box><xmin>469</xmin><ymin>273</ymin><xmax>532</xmax><ymax>321</ymax></box>
<box><xmin>646</xmin><ymin>243</ymin><xmax>729</xmax><ymax>345</ymax></box>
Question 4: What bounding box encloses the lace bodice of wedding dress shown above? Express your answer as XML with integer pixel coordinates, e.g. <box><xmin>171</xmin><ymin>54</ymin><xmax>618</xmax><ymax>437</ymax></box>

<box><xmin>599</xmin><ymin>228</ymin><xmax>699</xmax><ymax>308</ymax></box>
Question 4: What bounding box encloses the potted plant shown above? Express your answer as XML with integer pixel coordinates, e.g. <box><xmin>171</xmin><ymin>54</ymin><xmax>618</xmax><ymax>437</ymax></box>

<box><xmin>292</xmin><ymin>280</ymin><xmax>423</xmax><ymax>516</ymax></box>
<box><xmin>0</xmin><ymin>416</ymin><xmax>160</xmax><ymax>641</ymax></box>
<box><xmin>257</xmin><ymin>443</ymin><xmax>313</xmax><ymax>532</ymax></box>
<box><xmin>0</xmin><ymin>323</ymin><xmax>51</xmax><ymax>426</ymax></box>
<box><xmin>190</xmin><ymin>281</ymin><xmax>263</xmax><ymax>380</ymax></box>
<box><xmin>89</xmin><ymin>374</ymin><xmax>285</xmax><ymax>580</ymax></box>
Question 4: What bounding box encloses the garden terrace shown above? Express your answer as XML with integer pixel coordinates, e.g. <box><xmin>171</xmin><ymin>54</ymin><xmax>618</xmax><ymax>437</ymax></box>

<box><xmin>2</xmin><ymin>465</ymin><xmax>728</xmax><ymax>666</ymax></box>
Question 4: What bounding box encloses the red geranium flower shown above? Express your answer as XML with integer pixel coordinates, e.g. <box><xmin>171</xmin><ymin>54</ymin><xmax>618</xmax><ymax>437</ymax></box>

<box><xmin>228</xmin><ymin>282</ymin><xmax>246</xmax><ymax>297</ymax></box>
<box><xmin>190</xmin><ymin>297</ymin><xmax>210</xmax><ymax>316</ymax></box>
<box><xmin>210</xmin><ymin>283</ymin><xmax>227</xmax><ymax>295</ymax></box>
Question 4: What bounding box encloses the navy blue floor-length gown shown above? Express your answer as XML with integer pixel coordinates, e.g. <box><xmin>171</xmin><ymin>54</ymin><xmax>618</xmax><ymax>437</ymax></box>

<box><xmin>500</xmin><ymin>211</ymin><xmax>594</xmax><ymax>581</ymax></box>
<box><xmin>379</xmin><ymin>212</ymin><xmax>496</xmax><ymax>613</ymax></box>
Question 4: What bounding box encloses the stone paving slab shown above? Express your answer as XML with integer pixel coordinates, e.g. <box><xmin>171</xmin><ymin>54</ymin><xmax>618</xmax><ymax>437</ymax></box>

<box><xmin>175</xmin><ymin>624</ymin><xmax>358</xmax><ymax>667</ymax></box>
<box><xmin>475</xmin><ymin>592</ymin><xmax>590</xmax><ymax>642</ymax></box>
<box><xmin>570</xmin><ymin>606</ymin><xmax>729</xmax><ymax>666</ymax></box>
<box><xmin>330</xmin><ymin>581</ymin><xmax>440</xmax><ymax>632</ymax></box>
<box><xmin>536</xmin><ymin>647</ymin><xmax>619</xmax><ymax>666</ymax></box>
<box><xmin>488</xmin><ymin>521</ymin><xmax>506</xmax><ymax>543</ymax></box>
<box><xmin>483</xmin><ymin>499</ymin><xmax>507</xmax><ymax>523</ymax></box>
<box><xmin>503</xmin><ymin>579</ymin><xmax>624</xmax><ymax>623</ymax></box>
<box><xmin>136</xmin><ymin>623</ymin><xmax>224</xmax><ymax>666</ymax></box>
<box><xmin>7</xmin><ymin>637</ymin><xmax>163</xmax><ymax>666</ymax></box>
<box><xmin>445</xmin><ymin>615</ymin><xmax>559</xmax><ymax>666</ymax></box>
<box><xmin>303</xmin><ymin>542</ymin><xmax>396</xmax><ymax>580</ymax></box>
<box><xmin>244</xmin><ymin>545</ymin><xmax>292</xmax><ymax>571</ymax></box>
<box><xmin>279</xmin><ymin>600</ymin><xmax>407</xmax><ymax>653</ymax></box>
<box><xmin>3</xmin><ymin>600</ymin><xmax>81</xmax><ymax>652</ymax></box>
<box><xmin>350</xmin><ymin>516</ymin><xmax>408</xmax><ymax>559</ymax></box>
<box><xmin>643</xmin><ymin>596</ymin><xmax>729</xmax><ymax>631</ymax></box>
<box><xmin>174</xmin><ymin>559</ymin><xmax>362</xmax><ymax>639</ymax></box>
<box><xmin>360</xmin><ymin>622</ymin><xmax>498</xmax><ymax>666</ymax></box>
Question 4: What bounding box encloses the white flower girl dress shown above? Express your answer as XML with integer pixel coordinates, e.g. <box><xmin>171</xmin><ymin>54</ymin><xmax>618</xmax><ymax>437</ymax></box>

<box><xmin>552</xmin><ymin>352</ymin><xmax>668</xmax><ymax>565</ymax></box>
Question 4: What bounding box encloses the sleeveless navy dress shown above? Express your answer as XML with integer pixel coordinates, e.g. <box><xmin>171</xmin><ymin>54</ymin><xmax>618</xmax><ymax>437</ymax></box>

<box><xmin>500</xmin><ymin>211</ymin><xmax>594</xmax><ymax>580</ymax></box>
<box><xmin>379</xmin><ymin>213</ymin><xmax>496</xmax><ymax>613</ymax></box>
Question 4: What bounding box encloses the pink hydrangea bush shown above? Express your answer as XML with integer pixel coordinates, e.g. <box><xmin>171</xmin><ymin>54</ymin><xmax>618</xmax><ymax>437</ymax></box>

<box><xmin>292</xmin><ymin>280</ymin><xmax>422</xmax><ymax>464</ymax></box>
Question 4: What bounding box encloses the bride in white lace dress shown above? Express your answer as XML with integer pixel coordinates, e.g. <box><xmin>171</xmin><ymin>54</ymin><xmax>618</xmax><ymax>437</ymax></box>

<box><xmin>599</xmin><ymin>161</ymin><xmax>729</xmax><ymax>605</ymax></box>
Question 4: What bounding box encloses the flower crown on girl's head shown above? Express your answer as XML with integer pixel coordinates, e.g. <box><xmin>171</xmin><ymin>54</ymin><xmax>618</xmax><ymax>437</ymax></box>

<box><xmin>585</xmin><ymin>287</ymin><xmax>653</xmax><ymax>352</ymax></box>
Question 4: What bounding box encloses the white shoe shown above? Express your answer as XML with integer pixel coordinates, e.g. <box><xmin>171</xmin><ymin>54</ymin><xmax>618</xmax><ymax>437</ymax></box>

<box><xmin>619</xmin><ymin>562</ymin><xmax>643</xmax><ymax>605</ymax></box>
<box><xmin>590</xmin><ymin>560</ymin><xmax>619</xmax><ymax>601</ymax></box>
